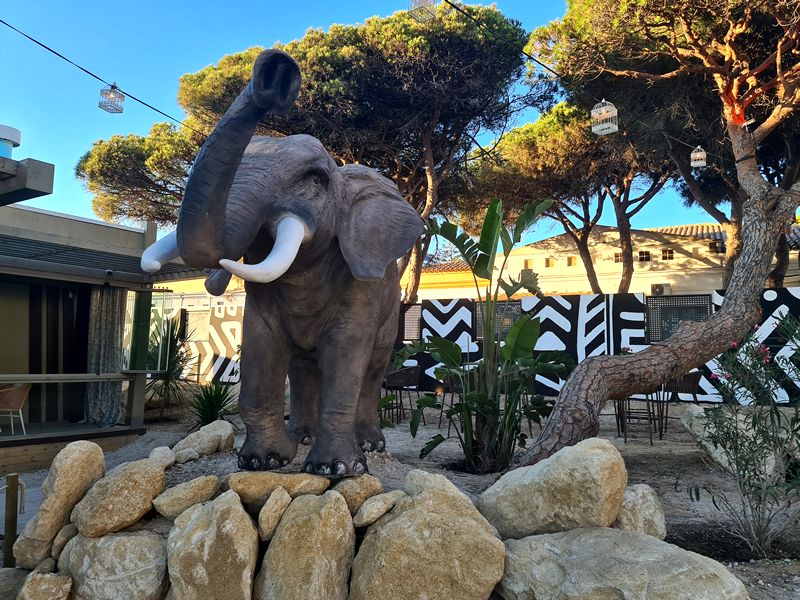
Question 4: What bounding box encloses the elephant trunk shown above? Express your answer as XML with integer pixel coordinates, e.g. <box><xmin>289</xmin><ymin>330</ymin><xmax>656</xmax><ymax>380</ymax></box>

<box><xmin>176</xmin><ymin>50</ymin><xmax>302</xmax><ymax>268</ymax></box>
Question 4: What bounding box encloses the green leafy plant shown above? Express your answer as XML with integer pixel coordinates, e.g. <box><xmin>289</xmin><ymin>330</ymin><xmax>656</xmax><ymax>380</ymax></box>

<box><xmin>145</xmin><ymin>319</ymin><xmax>195</xmax><ymax>419</ymax></box>
<box><xmin>690</xmin><ymin>403</ymin><xmax>800</xmax><ymax>556</ymax></box>
<box><xmin>408</xmin><ymin>198</ymin><xmax>573</xmax><ymax>473</ymax></box>
<box><xmin>189</xmin><ymin>381</ymin><xmax>238</xmax><ymax>429</ymax></box>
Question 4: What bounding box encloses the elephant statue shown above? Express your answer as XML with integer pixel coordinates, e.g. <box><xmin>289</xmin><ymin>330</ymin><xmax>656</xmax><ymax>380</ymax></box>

<box><xmin>141</xmin><ymin>49</ymin><xmax>424</xmax><ymax>477</ymax></box>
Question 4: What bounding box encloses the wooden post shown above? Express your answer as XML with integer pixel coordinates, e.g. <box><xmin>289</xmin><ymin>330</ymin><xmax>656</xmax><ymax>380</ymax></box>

<box><xmin>3</xmin><ymin>473</ymin><xmax>19</xmax><ymax>567</ymax></box>
<box><xmin>129</xmin><ymin>291</ymin><xmax>152</xmax><ymax>372</ymax></box>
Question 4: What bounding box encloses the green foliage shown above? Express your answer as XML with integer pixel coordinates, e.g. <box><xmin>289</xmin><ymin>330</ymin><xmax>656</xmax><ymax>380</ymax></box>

<box><xmin>692</xmin><ymin>403</ymin><xmax>800</xmax><ymax>556</ymax></box>
<box><xmin>190</xmin><ymin>382</ymin><xmax>238</xmax><ymax>429</ymax></box>
<box><xmin>145</xmin><ymin>319</ymin><xmax>195</xmax><ymax>419</ymax></box>
<box><xmin>409</xmin><ymin>198</ymin><xmax>574</xmax><ymax>473</ymax></box>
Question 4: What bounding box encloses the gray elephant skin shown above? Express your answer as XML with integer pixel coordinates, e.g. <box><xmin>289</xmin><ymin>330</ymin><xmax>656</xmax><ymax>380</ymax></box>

<box><xmin>142</xmin><ymin>49</ymin><xmax>423</xmax><ymax>477</ymax></box>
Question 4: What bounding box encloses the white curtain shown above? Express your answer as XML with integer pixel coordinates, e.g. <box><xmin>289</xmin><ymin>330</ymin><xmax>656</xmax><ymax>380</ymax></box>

<box><xmin>85</xmin><ymin>285</ymin><xmax>126</xmax><ymax>427</ymax></box>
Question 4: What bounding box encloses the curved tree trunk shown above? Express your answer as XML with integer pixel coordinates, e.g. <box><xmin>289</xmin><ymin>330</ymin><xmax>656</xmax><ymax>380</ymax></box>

<box><xmin>616</xmin><ymin>217</ymin><xmax>634</xmax><ymax>294</ymax></box>
<box><xmin>512</xmin><ymin>123</ymin><xmax>799</xmax><ymax>469</ymax></box>
<box><xmin>576</xmin><ymin>238</ymin><xmax>602</xmax><ymax>294</ymax></box>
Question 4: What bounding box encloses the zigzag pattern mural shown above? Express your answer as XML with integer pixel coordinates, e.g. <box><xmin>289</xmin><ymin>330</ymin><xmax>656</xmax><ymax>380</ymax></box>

<box><xmin>186</xmin><ymin>305</ymin><xmax>243</xmax><ymax>383</ymax></box>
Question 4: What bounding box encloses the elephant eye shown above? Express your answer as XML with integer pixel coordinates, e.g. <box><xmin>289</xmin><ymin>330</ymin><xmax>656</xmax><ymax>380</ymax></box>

<box><xmin>312</xmin><ymin>175</ymin><xmax>321</xmax><ymax>187</ymax></box>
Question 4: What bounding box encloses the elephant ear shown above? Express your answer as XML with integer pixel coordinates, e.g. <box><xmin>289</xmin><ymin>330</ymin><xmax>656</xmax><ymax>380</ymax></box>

<box><xmin>338</xmin><ymin>164</ymin><xmax>424</xmax><ymax>281</ymax></box>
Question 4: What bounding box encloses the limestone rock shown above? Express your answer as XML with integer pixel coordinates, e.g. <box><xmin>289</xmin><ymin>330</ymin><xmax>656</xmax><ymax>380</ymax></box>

<box><xmin>50</xmin><ymin>524</ymin><xmax>77</xmax><ymax>560</ymax></box>
<box><xmin>352</xmin><ymin>490</ymin><xmax>406</xmax><ymax>527</ymax></box>
<box><xmin>0</xmin><ymin>568</ymin><xmax>28</xmax><ymax>599</ymax></box>
<box><xmin>500</xmin><ymin>528</ymin><xmax>748</xmax><ymax>600</ymax></box>
<box><xmin>613</xmin><ymin>484</ymin><xmax>667</xmax><ymax>540</ymax></box>
<box><xmin>13</xmin><ymin>441</ymin><xmax>105</xmax><ymax>568</ymax></box>
<box><xmin>223</xmin><ymin>472</ymin><xmax>330</xmax><ymax>510</ymax></box>
<box><xmin>254</xmin><ymin>490</ymin><xmax>354</xmax><ymax>600</ymax></box>
<box><xmin>174</xmin><ymin>448</ymin><xmax>199</xmax><ymax>464</ymax></box>
<box><xmin>477</xmin><ymin>437</ymin><xmax>627</xmax><ymax>539</ymax></box>
<box><xmin>148</xmin><ymin>446</ymin><xmax>176</xmax><ymax>469</ymax></box>
<box><xmin>16</xmin><ymin>572</ymin><xmax>72</xmax><ymax>600</ymax></box>
<box><xmin>257</xmin><ymin>486</ymin><xmax>292</xmax><ymax>541</ymax></box>
<box><xmin>58</xmin><ymin>530</ymin><xmax>167</xmax><ymax>600</ymax></box>
<box><xmin>121</xmin><ymin>515</ymin><xmax>174</xmax><ymax>537</ymax></box>
<box><xmin>153</xmin><ymin>475</ymin><xmax>218</xmax><ymax>520</ymax></box>
<box><xmin>349</xmin><ymin>470</ymin><xmax>504</xmax><ymax>600</ymax></box>
<box><xmin>172</xmin><ymin>420</ymin><xmax>234</xmax><ymax>457</ymax></box>
<box><xmin>71</xmin><ymin>458</ymin><xmax>165</xmax><ymax>537</ymax></box>
<box><xmin>33</xmin><ymin>557</ymin><xmax>56</xmax><ymax>573</ymax></box>
<box><xmin>332</xmin><ymin>474</ymin><xmax>383</xmax><ymax>515</ymax></box>
<box><xmin>167</xmin><ymin>490</ymin><xmax>258</xmax><ymax>600</ymax></box>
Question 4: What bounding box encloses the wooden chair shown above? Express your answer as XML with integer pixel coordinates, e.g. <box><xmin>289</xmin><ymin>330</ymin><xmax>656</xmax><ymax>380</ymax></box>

<box><xmin>0</xmin><ymin>384</ymin><xmax>31</xmax><ymax>435</ymax></box>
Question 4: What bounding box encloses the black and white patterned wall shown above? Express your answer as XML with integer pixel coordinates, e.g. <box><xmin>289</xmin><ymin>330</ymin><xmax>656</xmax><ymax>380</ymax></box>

<box><xmin>186</xmin><ymin>304</ymin><xmax>243</xmax><ymax>383</ymax></box>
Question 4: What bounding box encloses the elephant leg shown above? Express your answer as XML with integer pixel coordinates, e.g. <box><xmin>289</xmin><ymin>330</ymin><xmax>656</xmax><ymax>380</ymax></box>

<box><xmin>237</xmin><ymin>308</ymin><xmax>297</xmax><ymax>471</ymax></box>
<box><xmin>354</xmin><ymin>339</ymin><xmax>393</xmax><ymax>454</ymax></box>
<box><xmin>287</xmin><ymin>352</ymin><xmax>319</xmax><ymax>445</ymax></box>
<box><xmin>304</xmin><ymin>318</ymin><xmax>376</xmax><ymax>477</ymax></box>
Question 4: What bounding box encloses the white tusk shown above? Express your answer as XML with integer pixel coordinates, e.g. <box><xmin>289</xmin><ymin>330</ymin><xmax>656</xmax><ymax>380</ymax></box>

<box><xmin>141</xmin><ymin>231</ymin><xmax>179</xmax><ymax>273</ymax></box>
<box><xmin>219</xmin><ymin>214</ymin><xmax>307</xmax><ymax>283</ymax></box>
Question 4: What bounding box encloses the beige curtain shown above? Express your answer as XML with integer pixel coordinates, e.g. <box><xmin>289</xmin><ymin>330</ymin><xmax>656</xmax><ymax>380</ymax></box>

<box><xmin>85</xmin><ymin>285</ymin><xmax>126</xmax><ymax>427</ymax></box>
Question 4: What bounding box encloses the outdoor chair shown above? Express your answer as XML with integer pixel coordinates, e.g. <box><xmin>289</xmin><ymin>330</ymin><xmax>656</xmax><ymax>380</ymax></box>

<box><xmin>0</xmin><ymin>384</ymin><xmax>31</xmax><ymax>435</ymax></box>
<box><xmin>657</xmin><ymin>370</ymin><xmax>703</xmax><ymax>435</ymax></box>
<box><xmin>380</xmin><ymin>366</ymin><xmax>422</xmax><ymax>425</ymax></box>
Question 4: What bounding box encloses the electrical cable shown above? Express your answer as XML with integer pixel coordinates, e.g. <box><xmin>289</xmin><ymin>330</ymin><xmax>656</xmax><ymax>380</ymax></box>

<box><xmin>0</xmin><ymin>18</ymin><xmax>204</xmax><ymax>136</ymax></box>
<box><xmin>440</xmin><ymin>0</ymin><xmax>734</xmax><ymax>165</ymax></box>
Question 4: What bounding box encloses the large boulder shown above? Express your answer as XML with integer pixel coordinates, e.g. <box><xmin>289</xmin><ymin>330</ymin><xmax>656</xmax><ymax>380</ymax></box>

<box><xmin>350</xmin><ymin>470</ymin><xmax>504</xmax><ymax>600</ymax></box>
<box><xmin>477</xmin><ymin>437</ymin><xmax>627</xmax><ymax>539</ymax></box>
<box><xmin>332</xmin><ymin>474</ymin><xmax>383</xmax><ymax>515</ymax></box>
<box><xmin>58</xmin><ymin>530</ymin><xmax>168</xmax><ymax>600</ymax></box>
<box><xmin>16</xmin><ymin>572</ymin><xmax>72</xmax><ymax>600</ymax></box>
<box><xmin>613</xmin><ymin>483</ymin><xmax>667</xmax><ymax>539</ymax></box>
<box><xmin>153</xmin><ymin>475</ymin><xmax>219</xmax><ymax>520</ymax></box>
<box><xmin>172</xmin><ymin>420</ymin><xmax>234</xmax><ymax>457</ymax></box>
<box><xmin>257</xmin><ymin>486</ymin><xmax>292</xmax><ymax>542</ymax></box>
<box><xmin>50</xmin><ymin>524</ymin><xmax>78</xmax><ymax>560</ymax></box>
<box><xmin>223</xmin><ymin>472</ymin><xmax>330</xmax><ymax>511</ymax></box>
<box><xmin>253</xmin><ymin>490</ymin><xmax>354</xmax><ymax>600</ymax></box>
<box><xmin>500</xmin><ymin>528</ymin><xmax>748</xmax><ymax>600</ymax></box>
<box><xmin>148</xmin><ymin>446</ymin><xmax>176</xmax><ymax>469</ymax></box>
<box><xmin>13</xmin><ymin>441</ymin><xmax>105</xmax><ymax>568</ymax></box>
<box><xmin>167</xmin><ymin>490</ymin><xmax>258</xmax><ymax>600</ymax></box>
<box><xmin>71</xmin><ymin>459</ymin><xmax>165</xmax><ymax>537</ymax></box>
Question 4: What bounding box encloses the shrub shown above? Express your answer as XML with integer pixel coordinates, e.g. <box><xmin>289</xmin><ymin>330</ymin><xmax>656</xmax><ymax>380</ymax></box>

<box><xmin>692</xmin><ymin>403</ymin><xmax>800</xmax><ymax>556</ymax></box>
<box><xmin>190</xmin><ymin>381</ymin><xmax>238</xmax><ymax>429</ymax></box>
<box><xmin>145</xmin><ymin>319</ymin><xmax>195</xmax><ymax>419</ymax></box>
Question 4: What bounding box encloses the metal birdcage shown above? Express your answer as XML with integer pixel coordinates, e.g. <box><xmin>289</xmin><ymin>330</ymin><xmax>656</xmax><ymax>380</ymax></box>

<box><xmin>690</xmin><ymin>145</ymin><xmax>707</xmax><ymax>168</ymax></box>
<box><xmin>409</xmin><ymin>0</ymin><xmax>437</xmax><ymax>23</ymax></box>
<box><xmin>590</xmin><ymin>99</ymin><xmax>618</xmax><ymax>135</ymax></box>
<box><xmin>99</xmin><ymin>83</ymin><xmax>125</xmax><ymax>113</ymax></box>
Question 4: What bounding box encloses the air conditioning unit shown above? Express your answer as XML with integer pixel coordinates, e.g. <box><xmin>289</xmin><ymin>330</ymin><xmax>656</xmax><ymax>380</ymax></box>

<box><xmin>651</xmin><ymin>283</ymin><xmax>672</xmax><ymax>296</ymax></box>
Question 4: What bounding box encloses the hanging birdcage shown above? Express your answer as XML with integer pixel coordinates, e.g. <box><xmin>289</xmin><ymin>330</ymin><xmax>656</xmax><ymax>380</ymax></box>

<box><xmin>409</xmin><ymin>0</ymin><xmax>437</xmax><ymax>23</ymax></box>
<box><xmin>590</xmin><ymin>99</ymin><xmax>618</xmax><ymax>135</ymax></box>
<box><xmin>690</xmin><ymin>145</ymin><xmax>707</xmax><ymax>168</ymax></box>
<box><xmin>99</xmin><ymin>83</ymin><xmax>125</xmax><ymax>113</ymax></box>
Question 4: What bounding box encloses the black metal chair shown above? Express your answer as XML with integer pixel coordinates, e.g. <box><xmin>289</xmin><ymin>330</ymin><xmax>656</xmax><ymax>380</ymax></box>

<box><xmin>381</xmin><ymin>366</ymin><xmax>422</xmax><ymax>424</ymax></box>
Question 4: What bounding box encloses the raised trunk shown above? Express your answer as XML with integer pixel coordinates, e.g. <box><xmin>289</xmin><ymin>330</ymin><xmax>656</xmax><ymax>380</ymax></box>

<box><xmin>176</xmin><ymin>50</ymin><xmax>301</xmax><ymax>268</ymax></box>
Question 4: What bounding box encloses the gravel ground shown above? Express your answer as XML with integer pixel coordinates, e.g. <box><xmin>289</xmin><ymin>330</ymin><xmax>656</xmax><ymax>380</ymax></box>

<box><xmin>6</xmin><ymin>399</ymin><xmax>799</xmax><ymax>598</ymax></box>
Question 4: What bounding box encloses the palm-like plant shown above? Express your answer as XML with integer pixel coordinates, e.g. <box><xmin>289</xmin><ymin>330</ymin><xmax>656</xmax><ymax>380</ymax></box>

<box><xmin>146</xmin><ymin>319</ymin><xmax>195</xmax><ymax>419</ymax></box>
<box><xmin>190</xmin><ymin>381</ymin><xmax>238</xmax><ymax>429</ymax></box>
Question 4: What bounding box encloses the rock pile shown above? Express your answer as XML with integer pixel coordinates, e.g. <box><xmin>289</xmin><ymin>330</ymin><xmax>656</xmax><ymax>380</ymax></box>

<box><xmin>4</xmin><ymin>430</ymin><xmax>749</xmax><ymax>600</ymax></box>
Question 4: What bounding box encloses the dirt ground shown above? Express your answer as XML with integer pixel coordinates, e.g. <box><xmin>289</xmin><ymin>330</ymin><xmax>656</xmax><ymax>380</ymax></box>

<box><xmin>10</xmin><ymin>400</ymin><xmax>800</xmax><ymax>599</ymax></box>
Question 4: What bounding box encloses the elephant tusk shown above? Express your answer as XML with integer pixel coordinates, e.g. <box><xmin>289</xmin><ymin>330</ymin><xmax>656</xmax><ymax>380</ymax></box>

<box><xmin>219</xmin><ymin>214</ymin><xmax>307</xmax><ymax>283</ymax></box>
<box><xmin>141</xmin><ymin>231</ymin><xmax>180</xmax><ymax>273</ymax></box>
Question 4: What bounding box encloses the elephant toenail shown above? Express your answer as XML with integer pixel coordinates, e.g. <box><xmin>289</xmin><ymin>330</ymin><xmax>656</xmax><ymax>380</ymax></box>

<box><xmin>353</xmin><ymin>461</ymin><xmax>366</xmax><ymax>475</ymax></box>
<box><xmin>282</xmin><ymin>458</ymin><xmax>290</xmax><ymax>466</ymax></box>
<box><xmin>333</xmin><ymin>461</ymin><xmax>347</xmax><ymax>476</ymax></box>
<box><xmin>360</xmin><ymin>440</ymin><xmax>373</xmax><ymax>452</ymax></box>
<box><xmin>375</xmin><ymin>440</ymin><xmax>386</xmax><ymax>452</ymax></box>
<box><xmin>300</xmin><ymin>435</ymin><xmax>313</xmax><ymax>445</ymax></box>
<box><xmin>265</xmin><ymin>457</ymin><xmax>280</xmax><ymax>470</ymax></box>
<box><xmin>318</xmin><ymin>464</ymin><xmax>332</xmax><ymax>476</ymax></box>
<box><xmin>248</xmin><ymin>456</ymin><xmax>263</xmax><ymax>470</ymax></box>
<box><xmin>238</xmin><ymin>455</ymin><xmax>248</xmax><ymax>469</ymax></box>
<box><xmin>304</xmin><ymin>463</ymin><xmax>315</xmax><ymax>474</ymax></box>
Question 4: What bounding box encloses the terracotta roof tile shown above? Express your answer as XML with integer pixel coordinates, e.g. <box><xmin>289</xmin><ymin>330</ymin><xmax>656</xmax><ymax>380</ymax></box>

<box><xmin>647</xmin><ymin>223</ymin><xmax>800</xmax><ymax>250</ymax></box>
<box><xmin>422</xmin><ymin>258</ymin><xmax>470</xmax><ymax>273</ymax></box>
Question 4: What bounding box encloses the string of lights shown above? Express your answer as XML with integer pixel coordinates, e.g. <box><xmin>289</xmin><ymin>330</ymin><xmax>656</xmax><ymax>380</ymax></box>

<box><xmin>0</xmin><ymin>18</ymin><xmax>204</xmax><ymax>136</ymax></box>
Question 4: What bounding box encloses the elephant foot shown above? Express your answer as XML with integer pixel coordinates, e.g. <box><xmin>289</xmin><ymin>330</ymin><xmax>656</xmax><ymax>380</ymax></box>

<box><xmin>238</xmin><ymin>432</ymin><xmax>297</xmax><ymax>471</ymax></box>
<box><xmin>287</xmin><ymin>420</ymin><xmax>315</xmax><ymax>446</ymax></box>
<box><xmin>355</xmin><ymin>423</ymin><xmax>386</xmax><ymax>453</ymax></box>
<box><xmin>303</xmin><ymin>439</ymin><xmax>368</xmax><ymax>478</ymax></box>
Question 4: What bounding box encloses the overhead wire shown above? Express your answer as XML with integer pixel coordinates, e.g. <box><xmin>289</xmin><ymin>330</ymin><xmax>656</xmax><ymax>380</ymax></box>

<box><xmin>440</xmin><ymin>0</ymin><xmax>735</xmax><ymax>166</ymax></box>
<box><xmin>0</xmin><ymin>18</ymin><xmax>204</xmax><ymax>137</ymax></box>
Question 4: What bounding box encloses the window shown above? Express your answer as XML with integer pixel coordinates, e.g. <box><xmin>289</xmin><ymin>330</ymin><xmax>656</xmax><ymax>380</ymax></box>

<box><xmin>523</xmin><ymin>259</ymin><xmax>533</xmax><ymax>270</ymax></box>
<box><xmin>545</xmin><ymin>258</ymin><xmax>556</xmax><ymax>268</ymax></box>
<box><xmin>662</xmin><ymin>248</ymin><xmax>674</xmax><ymax>260</ymax></box>
<box><xmin>638</xmin><ymin>250</ymin><xmax>651</xmax><ymax>262</ymax></box>
<box><xmin>567</xmin><ymin>256</ymin><xmax>577</xmax><ymax>267</ymax></box>
<box><xmin>614</xmin><ymin>253</ymin><xmax>623</xmax><ymax>263</ymax></box>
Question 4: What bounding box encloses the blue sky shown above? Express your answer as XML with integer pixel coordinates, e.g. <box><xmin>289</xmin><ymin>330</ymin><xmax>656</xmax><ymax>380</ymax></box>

<box><xmin>1</xmin><ymin>0</ymin><xmax>713</xmax><ymax>237</ymax></box>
